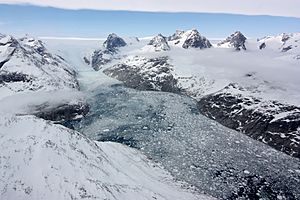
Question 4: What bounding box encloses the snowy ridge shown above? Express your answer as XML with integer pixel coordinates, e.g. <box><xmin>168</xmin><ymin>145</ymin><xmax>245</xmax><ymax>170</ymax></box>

<box><xmin>0</xmin><ymin>115</ymin><xmax>210</xmax><ymax>200</ymax></box>
<box><xmin>144</xmin><ymin>34</ymin><xmax>170</xmax><ymax>52</ymax></box>
<box><xmin>0</xmin><ymin>34</ymin><xmax>79</xmax><ymax>100</ymax></box>
<box><xmin>258</xmin><ymin>32</ymin><xmax>300</xmax><ymax>60</ymax></box>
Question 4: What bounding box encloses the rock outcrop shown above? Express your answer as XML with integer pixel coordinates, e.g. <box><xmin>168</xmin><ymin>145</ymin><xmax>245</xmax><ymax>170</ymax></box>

<box><xmin>104</xmin><ymin>56</ymin><xmax>180</xmax><ymax>93</ymax></box>
<box><xmin>103</xmin><ymin>33</ymin><xmax>127</xmax><ymax>51</ymax></box>
<box><xmin>197</xmin><ymin>83</ymin><xmax>300</xmax><ymax>158</ymax></box>
<box><xmin>218</xmin><ymin>31</ymin><xmax>247</xmax><ymax>50</ymax></box>
<box><xmin>89</xmin><ymin>33</ymin><xmax>127</xmax><ymax>71</ymax></box>
<box><xmin>181</xmin><ymin>29</ymin><xmax>212</xmax><ymax>49</ymax></box>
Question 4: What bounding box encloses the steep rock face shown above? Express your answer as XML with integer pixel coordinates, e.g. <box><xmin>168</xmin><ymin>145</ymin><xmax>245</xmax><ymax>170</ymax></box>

<box><xmin>147</xmin><ymin>34</ymin><xmax>170</xmax><ymax>51</ymax></box>
<box><xmin>197</xmin><ymin>83</ymin><xmax>300</xmax><ymax>158</ymax></box>
<box><xmin>103</xmin><ymin>33</ymin><xmax>127</xmax><ymax>50</ymax></box>
<box><xmin>104</xmin><ymin>56</ymin><xmax>180</xmax><ymax>93</ymax></box>
<box><xmin>181</xmin><ymin>29</ymin><xmax>212</xmax><ymax>49</ymax></box>
<box><xmin>0</xmin><ymin>34</ymin><xmax>79</xmax><ymax>99</ymax></box>
<box><xmin>89</xmin><ymin>33</ymin><xmax>127</xmax><ymax>71</ymax></box>
<box><xmin>0</xmin><ymin>115</ymin><xmax>208</xmax><ymax>200</ymax></box>
<box><xmin>218</xmin><ymin>31</ymin><xmax>247</xmax><ymax>50</ymax></box>
<box><xmin>90</xmin><ymin>49</ymin><xmax>115</xmax><ymax>71</ymax></box>
<box><xmin>33</xmin><ymin>102</ymin><xmax>90</xmax><ymax>124</ymax></box>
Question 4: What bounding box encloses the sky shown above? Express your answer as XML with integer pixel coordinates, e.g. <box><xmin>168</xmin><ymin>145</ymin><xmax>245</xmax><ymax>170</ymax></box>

<box><xmin>1</xmin><ymin>0</ymin><xmax>300</xmax><ymax>18</ymax></box>
<box><xmin>0</xmin><ymin>2</ymin><xmax>300</xmax><ymax>38</ymax></box>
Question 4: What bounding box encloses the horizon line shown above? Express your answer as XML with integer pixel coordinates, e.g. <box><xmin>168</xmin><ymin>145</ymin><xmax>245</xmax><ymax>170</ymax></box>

<box><xmin>1</xmin><ymin>2</ymin><xmax>300</xmax><ymax>20</ymax></box>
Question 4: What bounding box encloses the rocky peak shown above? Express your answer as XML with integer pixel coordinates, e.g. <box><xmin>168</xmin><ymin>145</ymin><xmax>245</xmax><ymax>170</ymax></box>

<box><xmin>19</xmin><ymin>36</ymin><xmax>46</xmax><ymax>53</ymax></box>
<box><xmin>168</xmin><ymin>30</ymin><xmax>185</xmax><ymax>41</ymax></box>
<box><xmin>0</xmin><ymin>33</ymin><xmax>79</xmax><ymax>96</ymax></box>
<box><xmin>257</xmin><ymin>32</ymin><xmax>300</xmax><ymax>56</ymax></box>
<box><xmin>218</xmin><ymin>31</ymin><xmax>247</xmax><ymax>50</ymax></box>
<box><xmin>0</xmin><ymin>34</ymin><xmax>19</xmax><ymax>48</ymax></box>
<box><xmin>182</xmin><ymin>29</ymin><xmax>212</xmax><ymax>49</ymax></box>
<box><xmin>103</xmin><ymin>33</ymin><xmax>127</xmax><ymax>51</ymax></box>
<box><xmin>148</xmin><ymin>34</ymin><xmax>170</xmax><ymax>51</ymax></box>
<box><xmin>281</xmin><ymin>33</ymin><xmax>290</xmax><ymax>43</ymax></box>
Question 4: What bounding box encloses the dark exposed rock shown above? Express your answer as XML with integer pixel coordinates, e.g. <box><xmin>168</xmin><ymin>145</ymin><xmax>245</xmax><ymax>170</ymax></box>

<box><xmin>83</xmin><ymin>56</ymin><xmax>90</xmax><ymax>65</ymax></box>
<box><xmin>0</xmin><ymin>59</ymin><xmax>9</xmax><ymax>69</ymax></box>
<box><xmin>91</xmin><ymin>49</ymin><xmax>115</xmax><ymax>71</ymax></box>
<box><xmin>197</xmin><ymin>83</ymin><xmax>300</xmax><ymax>158</ymax></box>
<box><xmin>0</xmin><ymin>72</ymin><xmax>31</xmax><ymax>83</ymax></box>
<box><xmin>218</xmin><ymin>31</ymin><xmax>247</xmax><ymax>50</ymax></box>
<box><xmin>282</xmin><ymin>45</ymin><xmax>293</xmax><ymax>52</ymax></box>
<box><xmin>168</xmin><ymin>30</ymin><xmax>185</xmax><ymax>41</ymax></box>
<box><xmin>281</xmin><ymin>34</ymin><xmax>290</xmax><ymax>43</ymax></box>
<box><xmin>182</xmin><ymin>29</ymin><xmax>212</xmax><ymax>49</ymax></box>
<box><xmin>259</xmin><ymin>42</ymin><xmax>266</xmax><ymax>50</ymax></box>
<box><xmin>147</xmin><ymin>34</ymin><xmax>170</xmax><ymax>51</ymax></box>
<box><xmin>33</xmin><ymin>102</ymin><xmax>89</xmax><ymax>124</ymax></box>
<box><xmin>103</xmin><ymin>57</ymin><xmax>181</xmax><ymax>93</ymax></box>
<box><xmin>90</xmin><ymin>33</ymin><xmax>127</xmax><ymax>71</ymax></box>
<box><xmin>0</xmin><ymin>35</ymin><xmax>19</xmax><ymax>47</ymax></box>
<box><xmin>103</xmin><ymin>33</ymin><xmax>127</xmax><ymax>51</ymax></box>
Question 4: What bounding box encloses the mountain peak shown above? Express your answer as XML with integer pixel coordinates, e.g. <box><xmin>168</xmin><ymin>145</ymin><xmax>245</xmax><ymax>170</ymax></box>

<box><xmin>181</xmin><ymin>29</ymin><xmax>212</xmax><ymax>49</ymax></box>
<box><xmin>218</xmin><ymin>31</ymin><xmax>247</xmax><ymax>50</ymax></box>
<box><xmin>168</xmin><ymin>30</ymin><xmax>185</xmax><ymax>41</ymax></box>
<box><xmin>103</xmin><ymin>33</ymin><xmax>127</xmax><ymax>50</ymax></box>
<box><xmin>147</xmin><ymin>34</ymin><xmax>170</xmax><ymax>51</ymax></box>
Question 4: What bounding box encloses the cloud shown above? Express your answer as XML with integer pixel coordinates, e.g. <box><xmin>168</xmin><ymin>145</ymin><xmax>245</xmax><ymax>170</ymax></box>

<box><xmin>0</xmin><ymin>0</ymin><xmax>300</xmax><ymax>18</ymax></box>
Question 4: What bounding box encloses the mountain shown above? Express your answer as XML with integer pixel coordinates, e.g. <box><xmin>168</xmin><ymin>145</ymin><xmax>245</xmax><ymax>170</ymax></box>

<box><xmin>0</xmin><ymin>34</ymin><xmax>79</xmax><ymax>100</ymax></box>
<box><xmin>168</xmin><ymin>29</ymin><xmax>212</xmax><ymax>49</ymax></box>
<box><xmin>104</xmin><ymin>56</ymin><xmax>179</xmax><ymax>92</ymax></box>
<box><xmin>103</xmin><ymin>33</ymin><xmax>127</xmax><ymax>51</ymax></box>
<box><xmin>168</xmin><ymin>30</ymin><xmax>185</xmax><ymax>41</ymax></box>
<box><xmin>0</xmin><ymin>34</ymin><xmax>89</xmax><ymax>124</ymax></box>
<box><xmin>258</xmin><ymin>32</ymin><xmax>300</xmax><ymax>59</ymax></box>
<box><xmin>145</xmin><ymin>34</ymin><xmax>170</xmax><ymax>52</ymax></box>
<box><xmin>217</xmin><ymin>31</ymin><xmax>247</xmax><ymax>50</ymax></box>
<box><xmin>0</xmin><ymin>114</ymin><xmax>210</xmax><ymax>200</ymax></box>
<box><xmin>86</xmin><ymin>33</ymin><xmax>128</xmax><ymax>71</ymax></box>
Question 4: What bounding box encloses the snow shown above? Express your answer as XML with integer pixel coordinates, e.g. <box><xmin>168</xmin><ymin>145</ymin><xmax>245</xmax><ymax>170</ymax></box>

<box><xmin>0</xmin><ymin>34</ymin><xmax>79</xmax><ymax>101</ymax></box>
<box><xmin>0</xmin><ymin>115</ymin><xmax>211</xmax><ymax>200</ymax></box>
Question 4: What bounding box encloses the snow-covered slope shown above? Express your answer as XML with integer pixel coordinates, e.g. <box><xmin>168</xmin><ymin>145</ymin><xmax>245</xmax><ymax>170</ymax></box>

<box><xmin>258</xmin><ymin>32</ymin><xmax>300</xmax><ymax>60</ymax></box>
<box><xmin>0</xmin><ymin>34</ymin><xmax>79</xmax><ymax>100</ymax></box>
<box><xmin>0</xmin><ymin>34</ymin><xmax>89</xmax><ymax>123</ymax></box>
<box><xmin>0</xmin><ymin>115</ymin><xmax>210</xmax><ymax>200</ymax></box>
